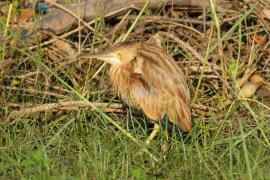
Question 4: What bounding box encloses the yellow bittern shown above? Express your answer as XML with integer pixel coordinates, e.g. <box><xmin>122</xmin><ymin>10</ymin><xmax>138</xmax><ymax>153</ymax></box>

<box><xmin>79</xmin><ymin>41</ymin><xmax>191</xmax><ymax>143</ymax></box>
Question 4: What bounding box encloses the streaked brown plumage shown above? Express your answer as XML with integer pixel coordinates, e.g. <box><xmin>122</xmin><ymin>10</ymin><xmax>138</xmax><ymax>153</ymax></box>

<box><xmin>79</xmin><ymin>41</ymin><xmax>191</xmax><ymax>132</ymax></box>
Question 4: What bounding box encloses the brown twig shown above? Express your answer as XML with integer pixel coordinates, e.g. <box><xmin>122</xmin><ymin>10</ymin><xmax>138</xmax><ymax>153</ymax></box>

<box><xmin>3</xmin><ymin>86</ymin><xmax>69</xmax><ymax>99</ymax></box>
<box><xmin>10</xmin><ymin>101</ymin><xmax>125</xmax><ymax>117</ymax></box>
<box><xmin>158</xmin><ymin>31</ymin><xmax>206</xmax><ymax>63</ymax></box>
<box><xmin>122</xmin><ymin>15</ymin><xmax>211</xmax><ymax>25</ymax></box>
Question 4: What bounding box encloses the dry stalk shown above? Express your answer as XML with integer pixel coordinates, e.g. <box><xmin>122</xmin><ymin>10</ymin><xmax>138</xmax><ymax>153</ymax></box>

<box><xmin>10</xmin><ymin>101</ymin><xmax>125</xmax><ymax>117</ymax></box>
<box><xmin>3</xmin><ymin>86</ymin><xmax>69</xmax><ymax>99</ymax></box>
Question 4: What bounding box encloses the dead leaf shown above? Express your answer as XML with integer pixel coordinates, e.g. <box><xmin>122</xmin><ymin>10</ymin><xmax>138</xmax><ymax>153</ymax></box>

<box><xmin>250</xmin><ymin>74</ymin><xmax>264</xmax><ymax>84</ymax></box>
<box><xmin>18</xmin><ymin>8</ymin><xmax>34</xmax><ymax>22</ymax></box>
<box><xmin>257</xmin><ymin>85</ymin><xmax>270</xmax><ymax>99</ymax></box>
<box><xmin>53</xmin><ymin>40</ymin><xmax>76</xmax><ymax>58</ymax></box>
<box><xmin>238</xmin><ymin>74</ymin><xmax>265</xmax><ymax>98</ymax></box>
<box><xmin>252</xmin><ymin>32</ymin><xmax>268</xmax><ymax>46</ymax></box>
<box><xmin>236</xmin><ymin>68</ymin><xmax>257</xmax><ymax>88</ymax></box>
<box><xmin>238</xmin><ymin>81</ymin><xmax>262</xmax><ymax>98</ymax></box>
<box><xmin>263</xmin><ymin>9</ymin><xmax>270</xmax><ymax>20</ymax></box>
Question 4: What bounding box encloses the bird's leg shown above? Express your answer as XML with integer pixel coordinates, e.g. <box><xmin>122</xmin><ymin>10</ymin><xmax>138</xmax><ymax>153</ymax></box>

<box><xmin>145</xmin><ymin>123</ymin><xmax>161</xmax><ymax>145</ymax></box>
<box><xmin>136</xmin><ymin>123</ymin><xmax>161</xmax><ymax>160</ymax></box>
<box><xmin>145</xmin><ymin>113</ymin><xmax>168</xmax><ymax>145</ymax></box>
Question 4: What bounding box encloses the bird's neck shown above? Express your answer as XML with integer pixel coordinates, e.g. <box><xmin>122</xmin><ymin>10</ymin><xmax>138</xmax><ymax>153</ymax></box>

<box><xmin>109</xmin><ymin>64</ymin><xmax>133</xmax><ymax>99</ymax></box>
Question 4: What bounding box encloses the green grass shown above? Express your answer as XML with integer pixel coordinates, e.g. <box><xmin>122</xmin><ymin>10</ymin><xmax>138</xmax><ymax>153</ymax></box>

<box><xmin>1</xmin><ymin>0</ymin><xmax>270</xmax><ymax>179</ymax></box>
<box><xmin>1</xmin><ymin>113</ymin><xmax>270</xmax><ymax>179</ymax></box>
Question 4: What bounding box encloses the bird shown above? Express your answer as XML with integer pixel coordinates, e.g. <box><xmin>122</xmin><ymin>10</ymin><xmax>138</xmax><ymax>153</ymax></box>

<box><xmin>78</xmin><ymin>41</ymin><xmax>191</xmax><ymax>144</ymax></box>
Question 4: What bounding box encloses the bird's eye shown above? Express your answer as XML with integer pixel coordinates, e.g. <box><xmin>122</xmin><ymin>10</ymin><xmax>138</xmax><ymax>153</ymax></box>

<box><xmin>115</xmin><ymin>52</ymin><xmax>121</xmax><ymax>60</ymax></box>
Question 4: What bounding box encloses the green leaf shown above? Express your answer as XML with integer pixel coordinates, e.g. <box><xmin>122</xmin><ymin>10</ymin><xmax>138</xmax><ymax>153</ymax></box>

<box><xmin>21</xmin><ymin>159</ymin><xmax>35</xmax><ymax>167</ymax></box>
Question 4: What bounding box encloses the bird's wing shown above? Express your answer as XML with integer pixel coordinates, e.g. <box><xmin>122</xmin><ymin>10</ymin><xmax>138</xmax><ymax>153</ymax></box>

<box><xmin>131</xmin><ymin>44</ymin><xmax>191</xmax><ymax>131</ymax></box>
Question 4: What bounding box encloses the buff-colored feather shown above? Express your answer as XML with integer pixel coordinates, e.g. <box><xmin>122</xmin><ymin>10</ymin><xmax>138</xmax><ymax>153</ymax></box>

<box><xmin>79</xmin><ymin>41</ymin><xmax>191</xmax><ymax>131</ymax></box>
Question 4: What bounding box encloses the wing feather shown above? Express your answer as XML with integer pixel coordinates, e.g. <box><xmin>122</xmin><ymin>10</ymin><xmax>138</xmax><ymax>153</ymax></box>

<box><xmin>132</xmin><ymin>44</ymin><xmax>191</xmax><ymax>131</ymax></box>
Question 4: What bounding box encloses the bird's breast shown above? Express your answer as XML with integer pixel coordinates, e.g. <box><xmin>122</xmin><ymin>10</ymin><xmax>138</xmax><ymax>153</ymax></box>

<box><xmin>109</xmin><ymin>65</ymin><xmax>134</xmax><ymax>100</ymax></box>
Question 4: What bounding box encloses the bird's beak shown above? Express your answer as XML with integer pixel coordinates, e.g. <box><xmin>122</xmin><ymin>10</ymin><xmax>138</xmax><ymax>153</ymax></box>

<box><xmin>78</xmin><ymin>52</ymin><xmax>121</xmax><ymax>65</ymax></box>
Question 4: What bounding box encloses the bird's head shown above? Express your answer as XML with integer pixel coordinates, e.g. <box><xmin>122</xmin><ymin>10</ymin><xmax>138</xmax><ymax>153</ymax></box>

<box><xmin>78</xmin><ymin>41</ymin><xmax>141</xmax><ymax>65</ymax></box>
